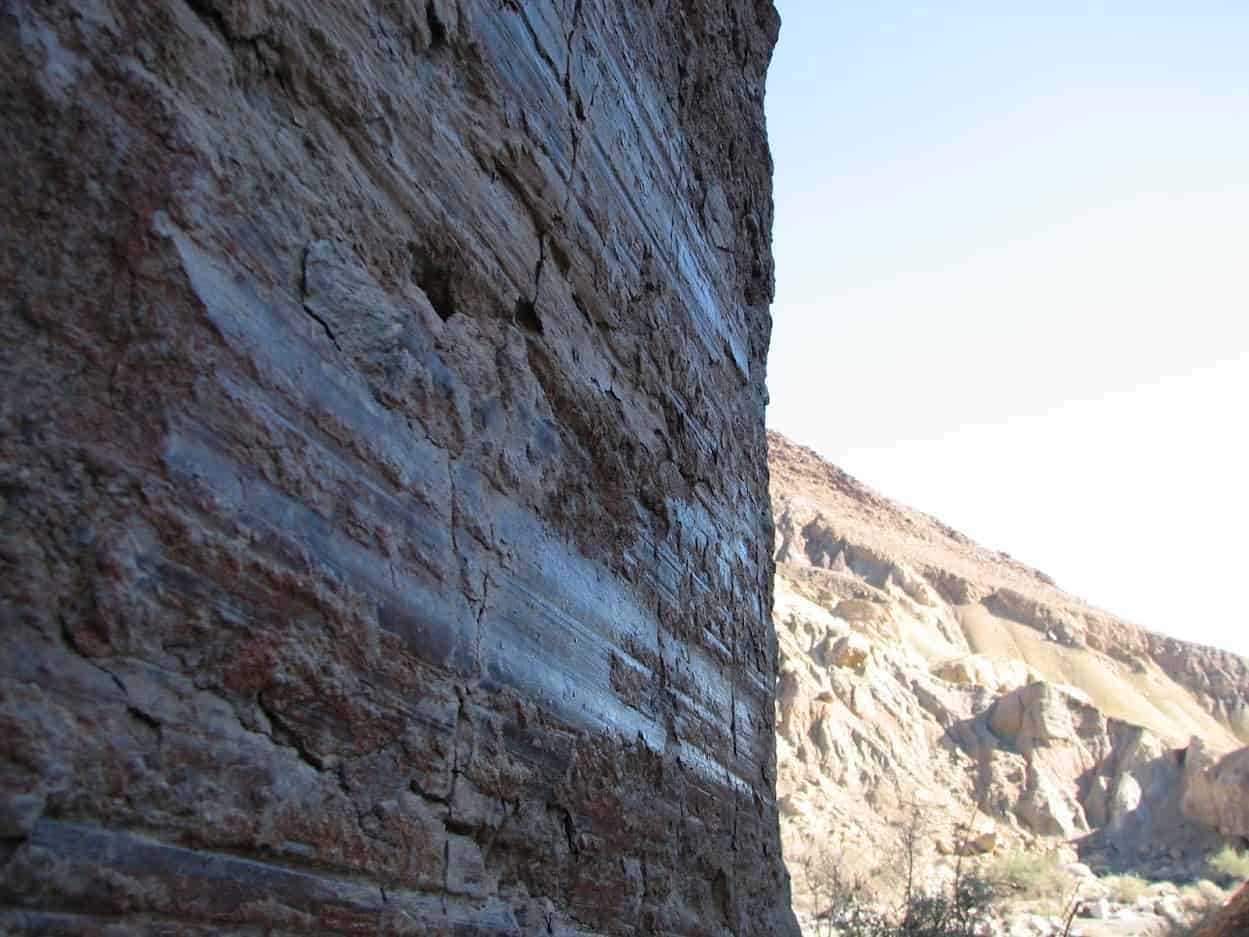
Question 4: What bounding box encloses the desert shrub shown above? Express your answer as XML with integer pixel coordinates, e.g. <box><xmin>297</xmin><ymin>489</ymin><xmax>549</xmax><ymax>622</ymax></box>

<box><xmin>983</xmin><ymin>850</ymin><xmax>1069</xmax><ymax>901</ymax></box>
<box><xmin>1209</xmin><ymin>845</ymin><xmax>1249</xmax><ymax>884</ymax></box>
<box><xmin>1103</xmin><ymin>873</ymin><xmax>1150</xmax><ymax>904</ymax></box>
<box><xmin>801</xmin><ymin>802</ymin><xmax>1000</xmax><ymax>937</ymax></box>
<box><xmin>802</xmin><ymin>852</ymin><xmax>996</xmax><ymax>937</ymax></box>
<box><xmin>893</xmin><ymin>874</ymin><xmax>997</xmax><ymax>937</ymax></box>
<box><xmin>800</xmin><ymin>854</ymin><xmax>892</xmax><ymax>937</ymax></box>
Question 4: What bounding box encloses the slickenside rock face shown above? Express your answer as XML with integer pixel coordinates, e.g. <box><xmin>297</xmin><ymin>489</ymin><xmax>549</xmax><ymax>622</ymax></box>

<box><xmin>0</xmin><ymin>2</ymin><xmax>796</xmax><ymax>933</ymax></box>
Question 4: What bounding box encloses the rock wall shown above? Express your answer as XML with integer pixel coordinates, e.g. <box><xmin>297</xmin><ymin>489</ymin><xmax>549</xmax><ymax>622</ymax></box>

<box><xmin>0</xmin><ymin>2</ymin><xmax>796</xmax><ymax>934</ymax></box>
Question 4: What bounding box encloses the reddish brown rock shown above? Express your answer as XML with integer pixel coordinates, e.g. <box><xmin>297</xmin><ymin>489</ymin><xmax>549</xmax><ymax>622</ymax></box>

<box><xmin>1192</xmin><ymin>881</ymin><xmax>1249</xmax><ymax>937</ymax></box>
<box><xmin>0</xmin><ymin>1</ymin><xmax>795</xmax><ymax>933</ymax></box>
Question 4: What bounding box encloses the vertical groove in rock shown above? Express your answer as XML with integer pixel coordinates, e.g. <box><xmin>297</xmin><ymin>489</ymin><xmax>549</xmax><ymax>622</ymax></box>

<box><xmin>0</xmin><ymin>0</ymin><xmax>795</xmax><ymax>933</ymax></box>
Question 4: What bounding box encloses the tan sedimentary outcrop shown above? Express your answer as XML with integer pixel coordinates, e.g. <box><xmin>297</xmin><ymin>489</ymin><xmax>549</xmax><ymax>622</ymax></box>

<box><xmin>770</xmin><ymin>432</ymin><xmax>1249</xmax><ymax>748</ymax></box>
<box><xmin>1184</xmin><ymin>742</ymin><xmax>1249</xmax><ymax>841</ymax></box>
<box><xmin>769</xmin><ymin>430</ymin><xmax>1249</xmax><ymax>920</ymax></box>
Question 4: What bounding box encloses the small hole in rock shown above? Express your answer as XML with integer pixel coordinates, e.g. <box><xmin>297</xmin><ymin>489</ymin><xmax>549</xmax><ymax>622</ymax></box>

<box><xmin>415</xmin><ymin>259</ymin><xmax>456</xmax><ymax>321</ymax></box>
<box><xmin>515</xmin><ymin>296</ymin><xmax>543</xmax><ymax>335</ymax></box>
<box><xmin>426</xmin><ymin>2</ymin><xmax>447</xmax><ymax>48</ymax></box>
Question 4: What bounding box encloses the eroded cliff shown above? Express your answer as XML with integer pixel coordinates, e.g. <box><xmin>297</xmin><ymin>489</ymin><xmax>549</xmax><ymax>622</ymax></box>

<box><xmin>768</xmin><ymin>431</ymin><xmax>1249</xmax><ymax>934</ymax></box>
<box><xmin>0</xmin><ymin>2</ymin><xmax>795</xmax><ymax>933</ymax></box>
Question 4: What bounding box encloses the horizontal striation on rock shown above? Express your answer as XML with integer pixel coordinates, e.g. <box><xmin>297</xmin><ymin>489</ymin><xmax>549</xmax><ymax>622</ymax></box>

<box><xmin>0</xmin><ymin>0</ymin><xmax>795</xmax><ymax>933</ymax></box>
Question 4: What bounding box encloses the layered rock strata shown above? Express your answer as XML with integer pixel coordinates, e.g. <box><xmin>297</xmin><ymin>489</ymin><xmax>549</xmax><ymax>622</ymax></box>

<box><xmin>0</xmin><ymin>2</ymin><xmax>795</xmax><ymax>934</ymax></box>
<box><xmin>768</xmin><ymin>431</ymin><xmax>1249</xmax><ymax>916</ymax></box>
<box><xmin>769</xmin><ymin>434</ymin><xmax>1249</xmax><ymax>745</ymax></box>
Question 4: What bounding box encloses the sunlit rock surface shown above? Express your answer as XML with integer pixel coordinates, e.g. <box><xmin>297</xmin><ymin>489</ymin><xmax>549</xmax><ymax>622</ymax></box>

<box><xmin>0</xmin><ymin>2</ymin><xmax>796</xmax><ymax>933</ymax></box>
<box><xmin>1184</xmin><ymin>742</ymin><xmax>1249</xmax><ymax>842</ymax></box>
<box><xmin>768</xmin><ymin>430</ymin><xmax>1249</xmax><ymax>926</ymax></box>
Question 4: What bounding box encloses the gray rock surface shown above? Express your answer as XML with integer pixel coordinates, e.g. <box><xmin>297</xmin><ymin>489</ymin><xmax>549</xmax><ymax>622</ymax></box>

<box><xmin>0</xmin><ymin>1</ymin><xmax>796</xmax><ymax>933</ymax></box>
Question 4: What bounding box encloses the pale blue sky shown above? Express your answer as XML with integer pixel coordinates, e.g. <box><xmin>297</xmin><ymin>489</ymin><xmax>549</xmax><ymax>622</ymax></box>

<box><xmin>765</xmin><ymin>1</ymin><xmax>1249</xmax><ymax>656</ymax></box>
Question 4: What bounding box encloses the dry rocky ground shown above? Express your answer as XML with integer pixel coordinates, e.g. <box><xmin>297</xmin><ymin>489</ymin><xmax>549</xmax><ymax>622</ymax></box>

<box><xmin>768</xmin><ymin>432</ymin><xmax>1249</xmax><ymax>937</ymax></box>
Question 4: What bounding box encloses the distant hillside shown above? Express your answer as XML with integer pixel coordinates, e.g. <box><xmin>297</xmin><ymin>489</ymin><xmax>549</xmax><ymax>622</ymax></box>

<box><xmin>768</xmin><ymin>430</ymin><xmax>1249</xmax><ymax>934</ymax></box>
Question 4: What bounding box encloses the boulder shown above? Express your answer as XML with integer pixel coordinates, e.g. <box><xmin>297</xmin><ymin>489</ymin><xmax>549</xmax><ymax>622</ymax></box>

<box><xmin>833</xmin><ymin>597</ymin><xmax>892</xmax><ymax>626</ymax></box>
<box><xmin>1081</xmin><ymin>898</ymin><xmax>1111</xmax><ymax>919</ymax></box>
<box><xmin>827</xmin><ymin>634</ymin><xmax>872</xmax><ymax>671</ymax></box>
<box><xmin>1183</xmin><ymin>741</ymin><xmax>1249</xmax><ymax>840</ymax></box>
<box><xmin>934</xmin><ymin>655</ymin><xmax>1035</xmax><ymax>692</ymax></box>
<box><xmin>1017</xmin><ymin>767</ymin><xmax>1087</xmax><ymax>837</ymax></box>
<box><xmin>958</xmin><ymin>819</ymin><xmax>998</xmax><ymax>855</ymax></box>
<box><xmin>990</xmin><ymin>682</ymin><xmax>1075</xmax><ymax>746</ymax></box>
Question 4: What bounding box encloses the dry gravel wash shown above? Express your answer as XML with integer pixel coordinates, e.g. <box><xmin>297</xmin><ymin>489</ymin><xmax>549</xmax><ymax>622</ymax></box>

<box><xmin>0</xmin><ymin>2</ymin><xmax>797</xmax><ymax>934</ymax></box>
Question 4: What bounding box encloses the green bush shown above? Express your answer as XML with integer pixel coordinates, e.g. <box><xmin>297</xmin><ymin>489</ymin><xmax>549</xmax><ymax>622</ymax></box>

<box><xmin>801</xmin><ymin>802</ymin><xmax>1002</xmax><ymax>937</ymax></box>
<box><xmin>1102</xmin><ymin>873</ymin><xmax>1149</xmax><ymax>904</ymax></box>
<box><xmin>894</xmin><ymin>875</ymin><xmax>998</xmax><ymax>937</ymax></box>
<box><xmin>802</xmin><ymin>859</ymin><xmax>996</xmax><ymax>937</ymax></box>
<box><xmin>982</xmin><ymin>851</ymin><xmax>1069</xmax><ymax>901</ymax></box>
<box><xmin>1209</xmin><ymin>845</ymin><xmax>1249</xmax><ymax>883</ymax></box>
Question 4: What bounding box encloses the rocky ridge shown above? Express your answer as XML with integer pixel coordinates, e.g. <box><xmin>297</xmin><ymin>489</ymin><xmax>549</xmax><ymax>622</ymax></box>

<box><xmin>768</xmin><ymin>431</ymin><xmax>1249</xmax><ymax>935</ymax></box>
